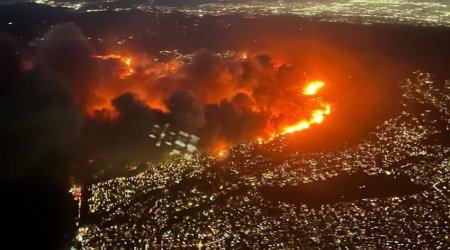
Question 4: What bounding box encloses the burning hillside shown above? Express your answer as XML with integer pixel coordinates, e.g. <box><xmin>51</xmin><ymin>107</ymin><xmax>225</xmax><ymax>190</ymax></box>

<box><xmin>85</xmin><ymin>49</ymin><xmax>331</xmax><ymax>151</ymax></box>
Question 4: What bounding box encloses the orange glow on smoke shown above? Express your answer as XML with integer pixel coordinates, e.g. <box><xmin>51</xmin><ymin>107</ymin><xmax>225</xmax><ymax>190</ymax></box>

<box><xmin>213</xmin><ymin>147</ymin><xmax>229</xmax><ymax>160</ymax></box>
<box><xmin>93</xmin><ymin>54</ymin><xmax>135</xmax><ymax>79</ymax></box>
<box><xmin>273</xmin><ymin>80</ymin><xmax>331</xmax><ymax>137</ymax></box>
<box><xmin>218</xmin><ymin>150</ymin><xmax>226</xmax><ymax>158</ymax></box>
<box><xmin>85</xmin><ymin>51</ymin><xmax>332</xmax><ymax>150</ymax></box>
<box><xmin>86</xmin><ymin>53</ymin><xmax>171</xmax><ymax>117</ymax></box>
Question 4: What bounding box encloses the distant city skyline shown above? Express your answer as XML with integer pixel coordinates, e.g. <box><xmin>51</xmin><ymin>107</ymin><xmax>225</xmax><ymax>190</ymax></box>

<box><xmin>1</xmin><ymin>0</ymin><xmax>449</xmax><ymax>27</ymax></box>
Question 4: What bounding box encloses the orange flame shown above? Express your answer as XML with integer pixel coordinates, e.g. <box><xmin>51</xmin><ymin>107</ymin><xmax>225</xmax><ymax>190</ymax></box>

<box><xmin>281</xmin><ymin>103</ymin><xmax>331</xmax><ymax>135</ymax></box>
<box><xmin>214</xmin><ymin>148</ymin><xmax>229</xmax><ymax>159</ymax></box>
<box><xmin>281</xmin><ymin>80</ymin><xmax>330</xmax><ymax>135</ymax></box>
<box><xmin>87</xmin><ymin>52</ymin><xmax>331</xmax><ymax>150</ymax></box>
<box><xmin>302</xmin><ymin>80</ymin><xmax>325</xmax><ymax>95</ymax></box>
<box><xmin>93</xmin><ymin>54</ymin><xmax>134</xmax><ymax>79</ymax></box>
<box><xmin>258</xmin><ymin>80</ymin><xmax>331</xmax><ymax>139</ymax></box>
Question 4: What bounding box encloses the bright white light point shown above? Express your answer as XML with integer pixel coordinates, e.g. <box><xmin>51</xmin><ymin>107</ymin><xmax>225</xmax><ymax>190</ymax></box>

<box><xmin>303</xmin><ymin>81</ymin><xmax>325</xmax><ymax>96</ymax></box>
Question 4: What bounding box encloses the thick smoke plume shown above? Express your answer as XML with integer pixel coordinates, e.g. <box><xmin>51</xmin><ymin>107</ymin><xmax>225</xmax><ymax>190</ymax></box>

<box><xmin>86</xmin><ymin>48</ymin><xmax>326</xmax><ymax>153</ymax></box>
<box><xmin>0</xmin><ymin>30</ymin><xmax>84</xmax><ymax>249</ymax></box>
<box><xmin>1</xmin><ymin>22</ymin><xmax>329</xmax><ymax>171</ymax></box>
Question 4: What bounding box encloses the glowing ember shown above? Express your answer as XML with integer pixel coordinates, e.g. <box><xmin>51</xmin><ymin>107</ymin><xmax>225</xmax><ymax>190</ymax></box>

<box><xmin>93</xmin><ymin>54</ymin><xmax>135</xmax><ymax>79</ymax></box>
<box><xmin>216</xmin><ymin>149</ymin><xmax>228</xmax><ymax>159</ymax></box>
<box><xmin>302</xmin><ymin>80</ymin><xmax>325</xmax><ymax>96</ymax></box>
<box><xmin>257</xmin><ymin>137</ymin><xmax>264</xmax><ymax>144</ymax></box>
<box><xmin>239</xmin><ymin>52</ymin><xmax>248</xmax><ymax>60</ymax></box>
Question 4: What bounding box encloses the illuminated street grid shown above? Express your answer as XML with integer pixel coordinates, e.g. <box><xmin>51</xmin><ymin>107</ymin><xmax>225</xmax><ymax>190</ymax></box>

<box><xmin>29</xmin><ymin>1</ymin><xmax>450</xmax><ymax>27</ymax></box>
<box><xmin>81</xmin><ymin>71</ymin><xmax>449</xmax><ymax>249</ymax></box>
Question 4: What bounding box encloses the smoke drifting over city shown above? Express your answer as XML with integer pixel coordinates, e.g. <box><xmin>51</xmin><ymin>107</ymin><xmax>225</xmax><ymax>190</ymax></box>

<box><xmin>1</xmin><ymin>22</ymin><xmax>336</xmax><ymax>170</ymax></box>
<box><xmin>2</xmin><ymin>10</ymin><xmax>449</xmax><ymax>176</ymax></box>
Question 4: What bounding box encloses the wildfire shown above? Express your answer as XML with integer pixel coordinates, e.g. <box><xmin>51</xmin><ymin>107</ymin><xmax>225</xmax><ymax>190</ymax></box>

<box><xmin>93</xmin><ymin>54</ymin><xmax>134</xmax><ymax>79</ymax></box>
<box><xmin>281</xmin><ymin>81</ymin><xmax>331</xmax><ymax>134</ymax></box>
<box><xmin>281</xmin><ymin>103</ymin><xmax>331</xmax><ymax>135</ymax></box>
<box><xmin>239</xmin><ymin>52</ymin><xmax>248</xmax><ymax>60</ymax></box>
<box><xmin>302</xmin><ymin>80</ymin><xmax>325</xmax><ymax>95</ymax></box>
<box><xmin>270</xmin><ymin>80</ymin><xmax>331</xmax><ymax>137</ymax></box>
<box><xmin>86</xmin><ymin>51</ymin><xmax>332</xmax><ymax>151</ymax></box>
<box><xmin>215</xmin><ymin>148</ymin><xmax>228</xmax><ymax>159</ymax></box>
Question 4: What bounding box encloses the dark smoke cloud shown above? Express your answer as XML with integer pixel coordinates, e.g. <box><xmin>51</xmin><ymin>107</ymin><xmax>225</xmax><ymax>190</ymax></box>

<box><xmin>1</xmin><ymin>70</ymin><xmax>83</xmax><ymax>182</ymax></box>
<box><xmin>200</xmin><ymin>96</ymin><xmax>268</xmax><ymax>149</ymax></box>
<box><xmin>36</xmin><ymin>22</ymin><xmax>99</xmax><ymax>107</ymax></box>
<box><xmin>80</xmin><ymin>46</ymin><xmax>299</xmax><ymax>161</ymax></box>
<box><xmin>231</xmin><ymin>92</ymin><xmax>257</xmax><ymax>111</ymax></box>
<box><xmin>165</xmin><ymin>91</ymin><xmax>206</xmax><ymax>131</ymax></box>
<box><xmin>0</xmin><ymin>35</ymin><xmax>84</xmax><ymax>184</ymax></box>
<box><xmin>0</xmin><ymin>33</ymin><xmax>20</xmax><ymax>85</ymax></box>
<box><xmin>0</xmin><ymin>30</ymin><xmax>84</xmax><ymax>249</ymax></box>
<box><xmin>2</xmin><ymin>22</ymin><xmax>314</xmax><ymax>174</ymax></box>
<box><xmin>107</xmin><ymin>48</ymin><xmax>314</xmax><ymax>155</ymax></box>
<box><xmin>155</xmin><ymin>49</ymin><xmax>244</xmax><ymax>104</ymax></box>
<box><xmin>112</xmin><ymin>92</ymin><xmax>166</xmax><ymax>142</ymax></box>
<box><xmin>82</xmin><ymin>92</ymin><xmax>167</xmax><ymax>164</ymax></box>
